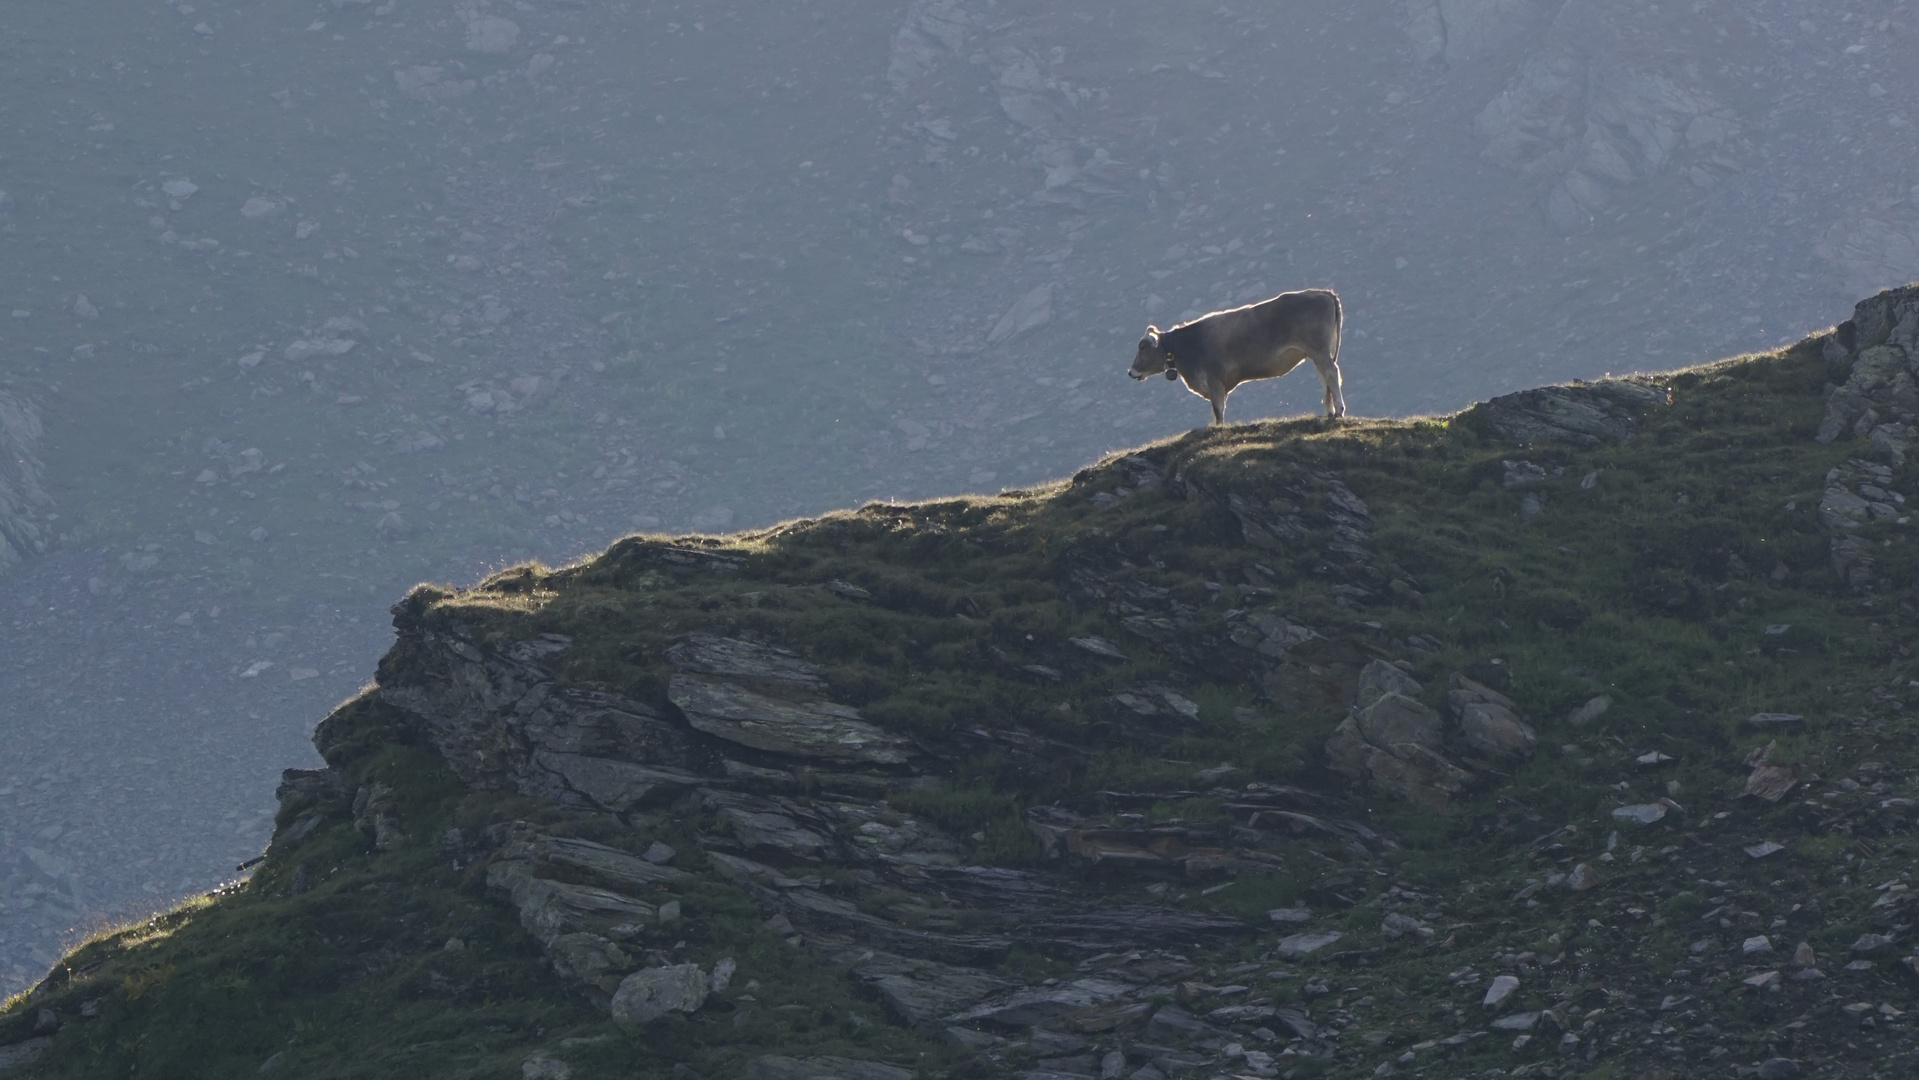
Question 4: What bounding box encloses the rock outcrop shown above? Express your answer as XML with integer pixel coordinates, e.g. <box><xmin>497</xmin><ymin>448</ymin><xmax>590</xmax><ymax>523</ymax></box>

<box><xmin>1468</xmin><ymin>378</ymin><xmax>1668</xmax><ymax>448</ymax></box>
<box><xmin>1324</xmin><ymin>668</ymin><xmax>1537</xmax><ymax>810</ymax></box>
<box><xmin>1811</xmin><ymin>285</ymin><xmax>1919</xmax><ymax>593</ymax></box>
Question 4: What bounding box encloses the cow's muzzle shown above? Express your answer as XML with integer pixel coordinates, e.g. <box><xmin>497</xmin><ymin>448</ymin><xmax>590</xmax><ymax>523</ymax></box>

<box><xmin>1128</xmin><ymin>370</ymin><xmax>1146</xmax><ymax>381</ymax></box>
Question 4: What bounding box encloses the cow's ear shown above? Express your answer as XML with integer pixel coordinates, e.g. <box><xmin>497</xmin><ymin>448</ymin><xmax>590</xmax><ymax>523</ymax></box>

<box><xmin>1143</xmin><ymin>328</ymin><xmax>1160</xmax><ymax>349</ymax></box>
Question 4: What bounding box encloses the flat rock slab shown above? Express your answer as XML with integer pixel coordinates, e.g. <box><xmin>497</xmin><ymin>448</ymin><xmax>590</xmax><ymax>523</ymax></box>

<box><xmin>669</xmin><ymin>674</ymin><xmax>913</xmax><ymax>765</ymax></box>
<box><xmin>1492</xmin><ymin>1011</ymin><xmax>1539</xmax><ymax>1031</ymax></box>
<box><xmin>748</xmin><ymin>1057</ymin><xmax>914</xmax><ymax>1080</ymax></box>
<box><xmin>1611</xmin><ymin>802</ymin><xmax>1668</xmax><ymax>825</ymax></box>
<box><xmin>1275</xmin><ymin>930</ymin><xmax>1342</xmax><ymax>960</ymax></box>
<box><xmin>487</xmin><ymin>860</ymin><xmax>657</xmax><ymax>941</ymax></box>
<box><xmin>851</xmin><ymin>952</ymin><xmax>1011</xmax><ymax>1029</ymax></box>
<box><xmin>720</xmin><ymin>807</ymin><xmax>830</xmax><ymax>857</ymax></box>
<box><xmin>666</xmin><ymin>634</ymin><xmax>826</xmax><ymax>688</ymax></box>
<box><xmin>533</xmin><ymin>751</ymin><xmax>704</xmax><ymax>811</ymax></box>
<box><xmin>1273</xmin><ymin>1006</ymin><xmax>1319</xmax><ymax>1040</ymax></box>
<box><xmin>1744</xmin><ymin>764</ymin><xmax>1798</xmax><ymax>802</ymax></box>
<box><xmin>1015</xmin><ymin>906</ymin><xmax>1252</xmax><ymax>950</ymax></box>
<box><xmin>1070</xmin><ymin>635</ymin><xmax>1127</xmax><ymax>659</ymax></box>
<box><xmin>949</xmin><ymin>978</ymin><xmax>1134</xmax><ymax>1028</ymax></box>
<box><xmin>1483</xmin><ymin>974</ymin><xmax>1520</xmax><ymax>1007</ymax></box>
<box><xmin>500</xmin><ymin>831</ymin><xmax>688</xmax><ymax>892</ymax></box>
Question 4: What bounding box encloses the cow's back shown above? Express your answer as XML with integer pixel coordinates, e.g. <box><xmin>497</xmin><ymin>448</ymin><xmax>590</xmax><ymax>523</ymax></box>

<box><xmin>1166</xmin><ymin>289</ymin><xmax>1339</xmax><ymax>372</ymax></box>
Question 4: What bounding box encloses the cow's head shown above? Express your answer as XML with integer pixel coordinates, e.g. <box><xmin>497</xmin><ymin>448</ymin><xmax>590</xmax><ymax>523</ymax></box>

<box><xmin>1129</xmin><ymin>326</ymin><xmax>1175</xmax><ymax>381</ymax></box>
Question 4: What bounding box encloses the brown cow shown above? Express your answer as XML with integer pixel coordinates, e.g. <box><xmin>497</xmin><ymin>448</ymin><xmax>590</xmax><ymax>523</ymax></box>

<box><xmin>1127</xmin><ymin>288</ymin><xmax>1345</xmax><ymax>424</ymax></box>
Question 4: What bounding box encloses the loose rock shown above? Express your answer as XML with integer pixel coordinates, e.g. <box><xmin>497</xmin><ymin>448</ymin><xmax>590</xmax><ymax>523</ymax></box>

<box><xmin>610</xmin><ymin>963</ymin><xmax>709</xmax><ymax>1025</ymax></box>
<box><xmin>1483</xmin><ymin>975</ymin><xmax>1519</xmax><ymax>1008</ymax></box>
<box><xmin>1274</xmin><ymin>930</ymin><xmax>1342</xmax><ymax>960</ymax></box>
<box><xmin>1566</xmin><ymin>695</ymin><xmax>1610</xmax><ymax>727</ymax></box>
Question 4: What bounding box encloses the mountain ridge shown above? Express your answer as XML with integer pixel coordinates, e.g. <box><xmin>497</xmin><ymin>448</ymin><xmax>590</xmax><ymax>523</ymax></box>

<box><xmin>5</xmin><ymin>287</ymin><xmax>1919</xmax><ymax>1080</ymax></box>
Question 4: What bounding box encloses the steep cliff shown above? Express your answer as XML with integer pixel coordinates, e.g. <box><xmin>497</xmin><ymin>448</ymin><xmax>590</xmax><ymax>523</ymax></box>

<box><xmin>5</xmin><ymin>289</ymin><xmax>1919</xmax><ymax>1080</ymax></box>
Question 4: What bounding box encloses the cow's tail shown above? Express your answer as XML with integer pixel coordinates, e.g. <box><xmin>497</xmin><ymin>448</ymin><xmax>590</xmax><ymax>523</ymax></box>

<box><xmin>1324</xmin><ymin>290</ymin><xmax>1347</xmax><ymax>418</ymax></box>
<box><xmin>1328</xmin><ymin>289</ymin><xmax>1342</xmax><ymax>367</ymax></box>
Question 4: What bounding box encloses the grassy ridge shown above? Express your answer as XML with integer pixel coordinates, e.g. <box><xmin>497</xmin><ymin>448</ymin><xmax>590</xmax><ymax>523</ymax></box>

<box><xmin>6</xmin><ymin>331</ymin><xmax>1918</xmax><ymax>1079</ymax></box>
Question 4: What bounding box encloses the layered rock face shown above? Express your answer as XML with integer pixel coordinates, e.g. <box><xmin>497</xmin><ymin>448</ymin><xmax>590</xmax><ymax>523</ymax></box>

<box><xmin>343</xmin><ymin>594</ymin><xmax>1404</xmax><ymax>1063</ymax></box>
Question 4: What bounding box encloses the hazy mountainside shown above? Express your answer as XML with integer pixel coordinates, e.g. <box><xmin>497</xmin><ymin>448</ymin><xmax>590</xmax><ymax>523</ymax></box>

<box><xmin>3</xmin><ymin>0</ymin><xmax>1918</xmax><ymax>1020</ymax></box>
<box><xmin>6</xmin><ymin>288</ymin><xmax>1919</xmax><ymax>1079</ymax></box>
<box><xmin>1</xmin><ymin>0</ymin><xmax>1914</xmax><ymax>596</ymax></box>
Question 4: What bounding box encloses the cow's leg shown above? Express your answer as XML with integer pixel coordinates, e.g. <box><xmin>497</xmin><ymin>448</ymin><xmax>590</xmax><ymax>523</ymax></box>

<box><xmin>1312</xmin><ymin>355</ymin><xmax>1347</xmax><ymax>418</ymax></box>
<box><xmin>1179</xmin><ymin>369</ymin><xmax>1227</xmax><ymax>425</ymax></box>
<box><xmin>1203</xmin><ymin>373</ymin><xmax>1232</xmax><ymax>424</ymax></box>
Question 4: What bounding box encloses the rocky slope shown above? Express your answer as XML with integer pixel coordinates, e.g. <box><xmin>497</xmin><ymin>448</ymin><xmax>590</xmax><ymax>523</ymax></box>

<box><xmin>12</xmin><ymin>0</ymin><xmax>1919</xmax><ymax>994</ymax></box>
<box><xmin>6</xmin><ymin>288</ymin><xmax>1919</xmax><ymax>1080</ymax></box>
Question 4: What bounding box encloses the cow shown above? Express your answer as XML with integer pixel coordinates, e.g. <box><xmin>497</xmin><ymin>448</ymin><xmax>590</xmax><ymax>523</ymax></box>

<box><xmin>1127</xmin><ymin>288</ymin><xmax>1345</xmax><ymax>424</ymax></box>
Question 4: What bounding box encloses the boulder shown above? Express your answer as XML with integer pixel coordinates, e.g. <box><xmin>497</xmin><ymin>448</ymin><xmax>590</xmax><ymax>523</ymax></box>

<box><xmin>1483</xmin><ymin>974</ymin><xmax>1519</xmax><ymax>1008</ymax></box>
<box><xmin>1325</xmin><ymin>714</ymin><xmax>1473</xmax><ymax>811</ymax></box>
<box><xmin>1275</xmin><ymin>930</ymin><xmax>1342</xmax><ymax>960</ymax></box>
<box><xmin>1380</xmin><ymin>912</ymin><xmax>1427</xmax><ymax>939</ymax></box>
<box><xmin>1851</xmin><ymin>933</ymin><xmax>1895</xmax><ymax>956</ymax></box>
<box><xmin>1468</xmin><ymin>380</ymin><xmax>1667</xmax><ymax>447</ymax></box>
<box><xmin>610</xmin><ymin>963</ymin><xmax>710</xmax><ymax>1025</ymax></box>
<box><xmin>1611</xmin><ymin>802</ymin><xmax>1668</xmax><ymax>826</ymax></box>
<box><xmin>1144</xmin><ymin>1004</ymin><xmax>1220</xmax><ymax>1041</ymax></box>
<box><xmin>1565</xmin><ymin>695</ymin><xmax>1610</xmax><ymax>727</ymax></box>
<box><xmin>544</xmin><ymin>932</ymin><xmax>632</xmax><ymax>988</ymax></box>
<box><xmin>1458</xmin><ymin>700</ymin><xmax>1537</xmax><ymax>760</ymax></box>
<box><xmin>1356</xmin><ymin>692</ymin><xmax>1443</xmax><ymax>751</ymax></box>
<box><xmin>1355</xmin><ymin>659</ymin><xmax>1421</xmax><ymax>708</ymax></box>
<box><xmin>1744</xmin><ymin>764</ymin><xmax>1798</xmax><ymax>802</ymax></box>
